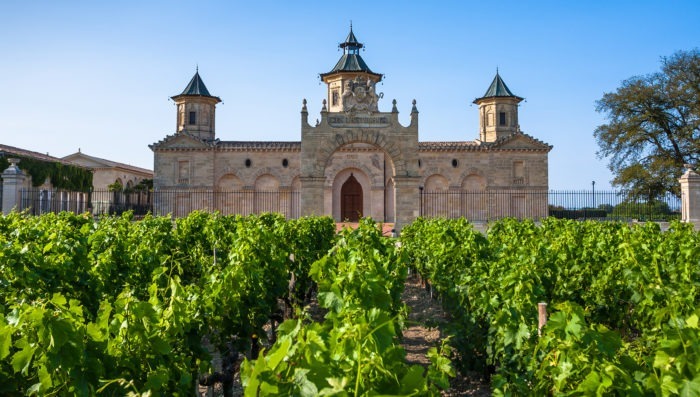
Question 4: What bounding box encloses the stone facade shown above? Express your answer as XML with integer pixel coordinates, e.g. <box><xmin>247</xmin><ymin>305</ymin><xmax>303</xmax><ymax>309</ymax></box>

<box><xmin>151</xmin><ymin>28</ymin><xmax>552</xmax><ymax>230</ymax></box>
<box><xmin>680</xmin><ymin>164</ymin><xmax>700</xmax><ymax>224</ymax></box>
<box><xmin>62</xmin><ymin>151</ymin><xmax>153</xmax><ymax>191</ymax></box>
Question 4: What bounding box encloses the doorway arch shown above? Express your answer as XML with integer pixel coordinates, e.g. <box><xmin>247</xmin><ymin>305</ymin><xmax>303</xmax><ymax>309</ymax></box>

<box><xmin>340</xmin><ymin>174</ymin><xmax>363</xmax><ymax>221</ymax></box>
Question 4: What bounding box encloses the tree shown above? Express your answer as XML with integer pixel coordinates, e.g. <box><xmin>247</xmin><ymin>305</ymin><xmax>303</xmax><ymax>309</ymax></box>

<box><xmin>594</xmin><ymin>49</ymin><xmax>700</xmax><ymax>198</ymax></box>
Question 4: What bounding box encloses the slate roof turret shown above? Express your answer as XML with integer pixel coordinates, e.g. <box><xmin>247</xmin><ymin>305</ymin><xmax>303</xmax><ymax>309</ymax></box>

<box><xmin>171</xmin><ymin>69</ymin><xmax>221</xmax><ymax>102</ymax></box>
<box><xmin>473</xmin><ymin>71</ymin><xmax>523</xmax><ymax>103</ymax></box>
<box><xmin>321</xmin><ymin>25</ymin><xmax>382</xmax><ymax>80</ymax></box>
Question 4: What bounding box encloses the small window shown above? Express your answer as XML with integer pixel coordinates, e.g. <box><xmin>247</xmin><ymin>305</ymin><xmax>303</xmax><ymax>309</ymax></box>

<box><xmin>189</xmin><ymin>111</ymin><xmax>196</xmax><ymax>125</ymax></box>
<box><xmin>499</xmin><ymin>112</ymin><xmax>507</xmax><ymax>126</ymax></box>
<box><xmin>332</xmin><ymin>90</ymin><xmax>339</xmax><ymax>106</ymax></box>
<box><xmin>245</xmin><ymin>159</ymin><xmax>252</xmax><ymax>168</ymax></box>
<box><xmin>282</xmin><ymin>159</ymin><xmax>289</xmax><ymax>168</ymax></box>
<box><xmin>418</xmin><ymin>159</ymin><xmax>422</xmax><ymax>168</ymax></box>
<box><xmin>451</xmin><ymin>159</ymin><xmax>458</xmax><ymax>168</ymax></box>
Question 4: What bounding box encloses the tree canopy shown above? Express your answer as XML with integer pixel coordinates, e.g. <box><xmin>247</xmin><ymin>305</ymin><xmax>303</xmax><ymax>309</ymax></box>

<box><xmin>594</xmin><ymin>49</ymin><xmax>700</xmax><ymax>197</ymax></box>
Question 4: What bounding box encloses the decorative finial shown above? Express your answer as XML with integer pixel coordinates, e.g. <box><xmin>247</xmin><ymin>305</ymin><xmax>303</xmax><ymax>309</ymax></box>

<box><xmin>196</xmin><ymin>64</ymin><xmax>199</xmax><ymax>73</ymax></box>
<box><xmin>496</xmin><ymin>66</ymin><xmax>498</xmax><ymax>74</ymax></box>
<box><xmin>322</xmin><ymin>98</ymin><xmax>327</xmax><ymax>111</ymax></box>
<box><xmin>411</xmin><ymin>99</ymin><xmax>418</xmax><ymax>113</ymax></box>
<box><xmin>392</xmin><ymin>99</ymin><xmax>398</xmax><ymax>113</ymax></box>
<box><xmin>302</xmin><ymin>98</ymin><xmax>307</xmax><ymax>112</ymax></box>
<box><xmin>350</xmin><ymin>20</ymin><xmax>352</xmax><ymax>30</ymax></box>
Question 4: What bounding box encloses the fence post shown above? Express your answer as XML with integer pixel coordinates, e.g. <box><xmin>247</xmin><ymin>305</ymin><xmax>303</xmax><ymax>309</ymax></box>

<box><xmin>2</xmin><ymin>158</ymin><xmax>26</xmax><ymax>215</ymax></box>
<box><xmin>537</xmin><ymin>302</ymin><xmax>548</xmax><ymax>336</ymax></box>
<box><xmin>680</xmin><ymin>164</ymin><xmax>700</xmax><ymax>226</ymax></box>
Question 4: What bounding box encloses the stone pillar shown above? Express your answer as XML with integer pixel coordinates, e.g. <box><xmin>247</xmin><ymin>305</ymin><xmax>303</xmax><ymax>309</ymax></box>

<box><xmin>679</xmin><ymin>164</ymin><xmax>700</xmax><ymax>224</ymax></box>
<box><xmin>2</xmin><ymin>158</ymin><xmax>26</xmax><ymax>215</ymax></box>
<box><xmin>300</xmin><ymin>177</ymin><xmax>326</xmax><ymax>217</ymax></box>
<box><xmin>393</xmin><ymin>176</ymin><xmax>421</xmax><ymax>233</ymax></box>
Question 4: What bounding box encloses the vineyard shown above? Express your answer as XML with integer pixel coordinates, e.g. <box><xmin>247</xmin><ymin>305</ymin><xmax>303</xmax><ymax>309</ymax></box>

<box><xmin>0</xmin><ymin>212</ymin><xmax>698</xmax><ymax>396</ymax></box>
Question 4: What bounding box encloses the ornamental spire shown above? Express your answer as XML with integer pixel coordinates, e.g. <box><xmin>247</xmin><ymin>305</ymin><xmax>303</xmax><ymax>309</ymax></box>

<box><xmin>339</xmin><ymin>23</ymin><xmax>363</xmax><ymax>55</ymax></box>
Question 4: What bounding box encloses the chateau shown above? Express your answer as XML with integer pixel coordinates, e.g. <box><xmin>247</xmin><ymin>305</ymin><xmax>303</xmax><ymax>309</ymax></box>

<box><xmin>150</xmin><ymin>27</ymin><xmax>552</xmax><ymax>230</ymax></box>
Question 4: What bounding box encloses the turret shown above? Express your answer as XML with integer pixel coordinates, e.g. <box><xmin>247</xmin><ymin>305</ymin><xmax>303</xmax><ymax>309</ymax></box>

<box><xmin>171</xmin><ymin>69</ymin><xmax>221</xmax><ymax>141</ymax></box>
<box><xmin>473</xmin><ymin>71</ymin><xmax>523</xmax><ymax>142</ymax></box>
<box><xmin>320</xmin><ymin>25</ymin><xmax>383</xmax><ymax>112</ymax></box>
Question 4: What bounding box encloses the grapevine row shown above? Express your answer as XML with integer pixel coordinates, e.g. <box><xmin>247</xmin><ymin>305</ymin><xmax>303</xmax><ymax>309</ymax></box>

<box><xmin>401</xmin><ymin>217</ymin><xmax>700</xmax><ymax>395</ymax></box>
<box><xmin>0</xmin><ymin>211</ymin><xmax>335</xmax><ymax>395</ymax></box>
<box><xmin>241</xmin><ymin>218</ymin><xmax>454</xmax><ymax>396</ymax></box>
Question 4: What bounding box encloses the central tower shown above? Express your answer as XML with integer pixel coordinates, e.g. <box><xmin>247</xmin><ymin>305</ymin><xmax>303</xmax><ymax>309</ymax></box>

<box><xmin>319</xmin><ymin>25</ymin><xmax>383</xmax><ymax>112</ymax></box>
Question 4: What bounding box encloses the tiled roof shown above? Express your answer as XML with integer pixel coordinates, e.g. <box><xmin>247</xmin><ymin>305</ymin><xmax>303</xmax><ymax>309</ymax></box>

<box><xmin>419</xmin><ymin>141</ymin><xmax>482</xmax><ymax>151</ymax></box>
<box><xmin>491</xmin><ymin>131</ymin><xmax>552</xmax><ymax>150</ymax></box>
<box><xmin>149</xmin><ymin>132</ymin><xmax>216</xmax><ymax>150</ymax></box>
<box><xmin>321</xmin><ymin>26</ymin><xmax>382</xmax><ymax>79</ymax></box>
<box><xmin>420</xmin><ymin>133</ymin><xmax>551</xmax><ymax>152</ymax></box>
<box><xmin>62</xmin><ymin>151</ymin><xmax>152</xmax><ymax>175</ymax></box>
<box><xmin>474</xmin><ymin>72</ymin><xmax>523</xmax><ymax>102</ymax></box>
<box><xmin>172</xmin><ymin>70</ymin><xmax>221</xmax><ymax>101</ymax></box>
<box><xmin>217</xmin><ymin>141</ymin><xmax>301</xmax><ymax>151</ymax></box>
<box><xmin>180</xmin><ymin>71</ymin><xmax>212</xmax><ymax>96</ymax></box>
<box><xmin>0</xmin><ymin>144</ymin><xmax>80</xmax><ymax>167</ymax></box>
<box><xmin>341</xmin><ymin>26</ymin><xmax>361</xmax><ymax>49</ymax></box>
<box><xmin>326</xmin><ymin>53</ymin><xmax>375</xmax><ymax>75</ymax></box>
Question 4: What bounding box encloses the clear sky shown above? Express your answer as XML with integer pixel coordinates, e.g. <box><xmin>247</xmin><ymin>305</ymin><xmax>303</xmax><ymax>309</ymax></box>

<box><xmin>1</xmin><ymin>1</ymin><xmax>698</xmax><ymax>189</ymax></box>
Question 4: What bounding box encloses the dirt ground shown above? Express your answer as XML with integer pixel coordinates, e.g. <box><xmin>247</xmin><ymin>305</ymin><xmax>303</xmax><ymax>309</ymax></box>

<box><xmin>202</xmin><ymin>274</ymin><xmax>490</xmax><ymax>396</ymax></box>
<box><xmin>401</xmin><ymin>273</ymin><xmax>491</xmax><ymax>396</ymax></box>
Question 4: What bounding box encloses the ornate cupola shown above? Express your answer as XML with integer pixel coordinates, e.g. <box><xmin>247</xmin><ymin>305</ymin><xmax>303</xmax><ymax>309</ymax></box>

<box><xmin>320</xmin><ymin>25</ymin><xmax>383</xmax><ymax>113</ymax></box>
<box><xmin>171</xmin><ymin>68</ymin><xmax>221</xmax><ymax>141</ymax></box>
<box><xmin>473</xmin><ymin>71</ymin><xmax>524</xmax><ymax>143</ymax></box>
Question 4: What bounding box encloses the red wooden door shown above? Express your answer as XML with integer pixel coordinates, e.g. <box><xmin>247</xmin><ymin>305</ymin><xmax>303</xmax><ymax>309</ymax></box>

<box><xmin>341</xmin><ymin>174</ymin><xmax>363</xmax><ymax>221</ymax></box>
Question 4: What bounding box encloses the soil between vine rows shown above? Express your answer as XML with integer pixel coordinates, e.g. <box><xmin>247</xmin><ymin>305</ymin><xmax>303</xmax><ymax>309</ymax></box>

<box><xmin>402</xmin><ymin>274</ymin><xmax>491</xmax><ymax>396</ymax></box>
<box><xmin>208</xmin><ymin>275</ymin><xmax>491</xmax><ymax>396</ymax></box>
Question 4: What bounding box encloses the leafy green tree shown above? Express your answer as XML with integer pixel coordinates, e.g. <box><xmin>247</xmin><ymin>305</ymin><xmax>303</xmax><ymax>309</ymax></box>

<box><xmin>594</xmin><ymin>49</ymin><xmax>700</xmax><ymax>197</ymax></box>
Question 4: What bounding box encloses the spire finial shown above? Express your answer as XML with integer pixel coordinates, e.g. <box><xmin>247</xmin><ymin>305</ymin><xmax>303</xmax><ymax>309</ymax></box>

<box><xmin>350</xmin><ymin>20</ymin><xmax>352</xmax><ymax>30</ymax></box>
<box><xmin>196</xmin><ymin>64</ymin><xmax>199</xmax><ymax>73</ymax></box>
<box><xmin>496</xmin><ymin>66</ymin><xmax>499</xmax><ymax>74</ymax></box>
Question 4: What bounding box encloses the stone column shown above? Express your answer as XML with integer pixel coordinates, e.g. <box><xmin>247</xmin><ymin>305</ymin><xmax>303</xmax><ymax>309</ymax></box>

<box><xmin>300</xmin><ymin>177</ymin><xmax>326</xmax><ymax>217</ymax></box>
<box><xmin>2</xmin><ymin>158</ymin><xmax>26</xmax><ymax>215</ymax></box>
<box><xmin>679</xmin><ymin>164</ymin><xmax>700</xmax><ymax>224</ymax></box>
<box><xmin>393</xmin><ymin>176</ymin><xmax>421</xmax><ymax>233</ymax></box>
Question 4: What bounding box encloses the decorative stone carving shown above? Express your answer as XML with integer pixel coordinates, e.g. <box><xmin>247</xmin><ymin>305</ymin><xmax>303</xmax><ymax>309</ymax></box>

<box><xmin>342</xmin><ymin>76</ymin><xmax>383</xmax><ymax>112</ymax></box>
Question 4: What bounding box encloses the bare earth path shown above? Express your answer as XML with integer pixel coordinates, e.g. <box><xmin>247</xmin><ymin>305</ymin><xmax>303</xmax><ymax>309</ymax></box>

<box><xmin>401</xmin><ymin>274</ymin><xmax>491</xmax><ymax>396</ymax></box>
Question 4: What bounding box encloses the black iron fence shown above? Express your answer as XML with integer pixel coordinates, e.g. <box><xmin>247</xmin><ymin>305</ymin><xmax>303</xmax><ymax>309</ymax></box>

<box><xmin>17</xmin><ymin>188</ymin><xmax>300</xmax><ymax>219</ymax></box>
<box><xmin>16</xmin><ymin>188</ymin><xmax>680</xmax><ymax>222</ymax></box>
<box><xmin>420</xmin><ymin>189</ymin><xmax>681</xmax><ymax>222</ymax></box>
<box><xmin>151</xmin><ymin>189</ymin><xmax>301</xmax><ymax>219</ymax></box>
<box><xmin>18</xmin><ymin>189</ymin><xmax>152</xmax><ymax>216</ymax></box>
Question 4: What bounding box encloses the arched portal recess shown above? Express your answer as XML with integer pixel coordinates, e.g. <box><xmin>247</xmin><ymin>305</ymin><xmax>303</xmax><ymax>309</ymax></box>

<box><xmin>340</xmin><ymin>174</ymin><xmax>363</xmax><ymax>221</ymax></box>
<box><xmin>324</xmin><ymin>142</ymin><xmax>400</xmax><ymax>222</ymax></box>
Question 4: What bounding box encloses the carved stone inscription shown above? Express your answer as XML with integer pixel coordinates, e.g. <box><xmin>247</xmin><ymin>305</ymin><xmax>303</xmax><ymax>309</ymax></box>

<box><xmin>328</xmin><ymin>115</ymin><xmax>389</xmax><ymax>127</ymax></box>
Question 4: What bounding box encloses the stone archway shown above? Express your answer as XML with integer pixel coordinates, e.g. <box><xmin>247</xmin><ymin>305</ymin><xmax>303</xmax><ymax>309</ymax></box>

<box><xmin>300</xmin><ymin>119</ymin><xmax>421</xmax><ymax>230</ymax></box>
<box><xmin>330</xmin><ymin>168</ymin><xmax>371</xmax><ymax>221</ymax></box>
<box><xmin>340</xmin><ymin>174</ymin><xmax>363</xmax><ymax>221</ymax></box>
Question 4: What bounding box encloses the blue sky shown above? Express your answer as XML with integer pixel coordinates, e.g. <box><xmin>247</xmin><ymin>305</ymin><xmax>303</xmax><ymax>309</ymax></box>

<box><xmin>1</xmin><ymin>1</ymin><xmax>698</xmax><ymax>189</ymax></box>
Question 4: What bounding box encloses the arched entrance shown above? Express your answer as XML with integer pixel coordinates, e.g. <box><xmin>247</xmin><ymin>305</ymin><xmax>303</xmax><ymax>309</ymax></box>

<box><xmin>340</xmin><ymin>174</ymin><xmax>363</xmax><ymax>221</ymax></box>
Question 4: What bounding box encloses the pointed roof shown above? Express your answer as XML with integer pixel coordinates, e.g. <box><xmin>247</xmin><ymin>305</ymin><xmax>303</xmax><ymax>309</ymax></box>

<box><xmin>62</xmin><ymin>151</ymin><xmax>153</xmax><ymax>175</ymax></box>
<box><xmin>171</xmin><ymin>69</ymin><xmax>221</xmax><ymax>102</ymax></box>
<box><xmin>340</xmin><ymin>25</ymin><xmax>362</xmax><ymax>50</ymax></box>
<box><xmin>321</xmin><ymin>26</ymin><xmax>382</xmax><ymax>80</ymax></box>
<box><xmin>473</xmin><ymin>72</ymin><xmax>523</xmax><ymax>103</ymax></box>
